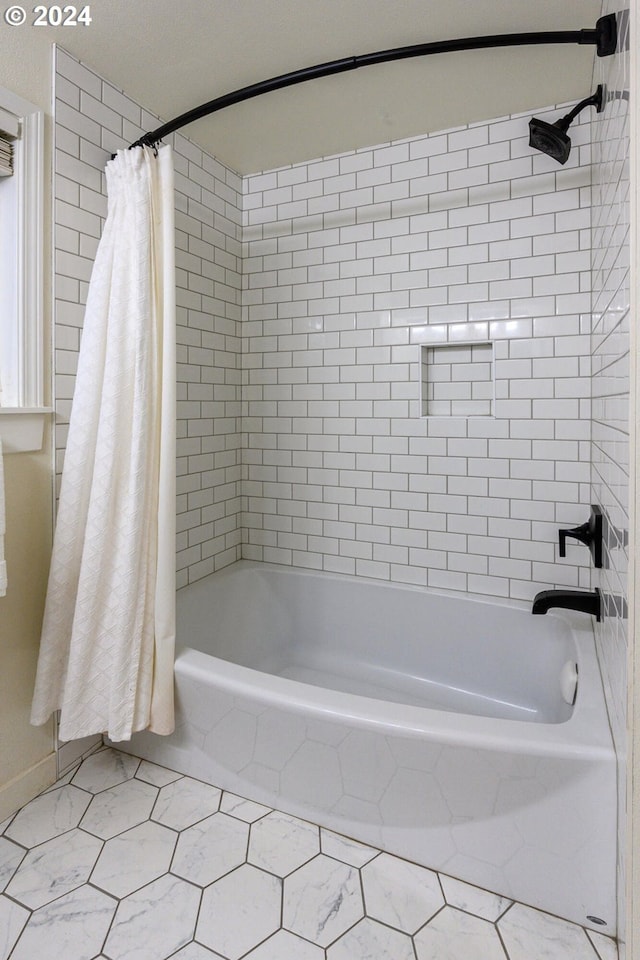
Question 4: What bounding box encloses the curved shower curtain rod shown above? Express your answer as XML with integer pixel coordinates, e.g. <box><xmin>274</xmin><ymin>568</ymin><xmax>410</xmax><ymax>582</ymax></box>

<box><xmin>126</xmin><ymin>13</ymin><xmax>617</xmax><ymax>152</ymax></box>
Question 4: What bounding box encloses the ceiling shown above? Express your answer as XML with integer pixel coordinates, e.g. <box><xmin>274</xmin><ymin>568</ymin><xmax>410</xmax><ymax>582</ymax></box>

<box><xmin>5</xmin><ymin>0</ymin><xmax>601</xmax><ymax>174</ymax></box>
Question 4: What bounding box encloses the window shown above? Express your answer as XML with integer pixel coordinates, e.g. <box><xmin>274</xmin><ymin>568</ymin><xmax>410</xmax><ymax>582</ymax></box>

<box><xmin>0</xmin><ymin>85</ymin><xmax>48</xmax><ymax>452</ymax></box>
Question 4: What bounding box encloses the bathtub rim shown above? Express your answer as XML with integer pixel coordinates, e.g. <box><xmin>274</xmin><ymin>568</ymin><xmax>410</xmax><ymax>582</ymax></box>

<box><xmin>174</xmin><ymin>561</ymin><xmax>614</xmax><ymax>761</ymax></box>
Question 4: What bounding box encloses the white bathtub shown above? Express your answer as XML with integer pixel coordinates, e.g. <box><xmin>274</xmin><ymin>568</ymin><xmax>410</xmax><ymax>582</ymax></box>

<box><xmin>121</xmin><ymin>561</ymin><xmax>617</xmax><ymax>932</ymax></box>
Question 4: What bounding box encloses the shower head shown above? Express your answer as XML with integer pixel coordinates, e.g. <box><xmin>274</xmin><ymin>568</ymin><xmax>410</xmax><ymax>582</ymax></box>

<box><xmin>529</xmin><ymin>84</ymin><xmax>604</xmax><ymax>164</ymax></box>
<box><xmin>528</xmin><ymin>117</ymin><xmax>572</xmax><ymax>164</ymax></box>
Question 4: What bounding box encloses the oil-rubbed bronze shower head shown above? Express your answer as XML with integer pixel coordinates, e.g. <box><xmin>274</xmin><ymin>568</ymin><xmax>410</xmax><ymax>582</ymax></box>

<box><xmin>528</xmin><ymin>117</ymin><xmax>572</xmax><ymax>164</ymax></box>
<box><xmin>529</xmin><ymin>84</ymin><xmax>604</xmax><ymax>164</ymax></box>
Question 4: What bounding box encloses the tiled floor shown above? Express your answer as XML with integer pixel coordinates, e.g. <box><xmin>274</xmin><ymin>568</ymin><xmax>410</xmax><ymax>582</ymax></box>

<box><xmin>0</xmin><ymin>747</ymin><xmax>617</xmax><ymax>960</ymax></box>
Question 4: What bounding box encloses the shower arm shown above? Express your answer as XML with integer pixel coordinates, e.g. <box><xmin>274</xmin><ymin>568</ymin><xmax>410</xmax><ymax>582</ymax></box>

<box><xmin>126</xmin><ymin>13</ymin><xmax>617</xmax><ymax>151</ymax></box>
<box><xmin>554</xmin><ymin>87</ymin><xmax>604</xmax><ymax>131</ymax></box>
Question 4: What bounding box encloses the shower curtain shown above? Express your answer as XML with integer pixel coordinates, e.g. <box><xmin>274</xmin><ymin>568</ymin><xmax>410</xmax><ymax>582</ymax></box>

<box><xmin>31</xmin><ymin>144</ymin><xmax>176</xmax><ymax>742</ymax></box>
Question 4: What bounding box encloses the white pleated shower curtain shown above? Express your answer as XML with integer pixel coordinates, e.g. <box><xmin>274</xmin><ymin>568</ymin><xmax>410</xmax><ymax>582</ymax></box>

<box><xmin>31</xmin><ymin>144</ymin><xmax>176</xmax><ymax>742</ymax></box>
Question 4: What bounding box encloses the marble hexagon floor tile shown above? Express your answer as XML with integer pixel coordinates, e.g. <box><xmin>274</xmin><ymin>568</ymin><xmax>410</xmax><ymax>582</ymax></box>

<box><xmin>103</xmin><ymin>873</ymin><xmax>201</xmax><ymax>960</ymax></box>
<box><xmin>439</xmin><ymin>873</ymin><xmax>513</xmax><ymax>921</ymax></box>
<box><xmin>150</xmin><ymin>775</ymin><xmax>222</xmax><ymax>830</ymax></box>
<box><xmin>319</xmin><ymin>826</ymin><xmax>379</xmax><ymax>867</ymax></box>
<box><xmin>89</xmin><ymin>819</ymin><xmax>177</xmax><ymax>898</ymax></box>
<box><xmin>588</xmin><ymin>929</ymin><xmax>619</xmax><ymax>960</ymax></box>
<box><xmin>498</xmin><ymin>903</ymin><xmax>603</xmax><ymax>960</ymax></box>
<box><xmin>134</xmin><ymin>758</ymin><xmax>183</xmax><ymax>788</ymax></box>
<box><xmin>0</xmin><ymin>895</ymin><xmax>30</xmax><ymax>960</ymax></box>
<box><xmin>70</xmin><ymin>747</ymin><xmax>140</xmax><ymax>792</ymax></box>
<box><xmin>242</xmin><ymin>928</ymin><xmax>324</xmax><ymax>959</ymax></box>
<box><xmin>172</xmin><ymin>811</ymin><xmax>249</xmax><ymax>886</ymax></box>
<box><xmin>361</xmin><ymin>851</ymin><xmax>445</xmax><ymax>933</ymax></box>
<box><xmin>327</xmin><ymin>917</ymin><xmax>415</xmax><ymax>960</ymax></box>
<box><xmin>0</xmin><ymin>748</ymin><xmax>619</xmax><ymax>960</ymax></box>
<box><xmin>8</xmin><ymin>883</ymin><xmax>116</xmax><ymax>960</ymax></box>
<box><xmin>414</xmin><ymin>906</ymin><xmax>509</xmax><ymax>960</ymax></box>
<box><xmin>5</xmin><ymin>828</ymin><xmax>102</xmax><ymax>909</ymax></box>
<box><xmin>283</xmin><ymin>854</ymin><xmax>364</xmax><ymax>947</ymax></box>
<box><xmin>78</xmin><ymin>777</ymin><xmax>158</xmax><ymax>840</ymax></box>
<box><xmin>248</xmin><ymin>809</ymin><xmax>320</xmax><ymax>876</ymax></box>
<box><xmin>169</xmin><ymin>946</ymin><xmax>225</xmax><ymax>960</ymax></box>
<box><xmin>196</xmin><ymin>863</ymin><xmax>282</xmax><ymax>959</ymax></box>
<box><xmin>4</xmin><ymin>784</ymin><xmax>91</xmax><ymax>847</ymax></box>
<box><xmin>219</xmin><ymin>791</ymin><xmax>272</xmax><ymax>823</ymax></box>
<box><xmin>0</xmin><ymin>836</ymin><xmax>26</xmax><ymax>892</ymax></box>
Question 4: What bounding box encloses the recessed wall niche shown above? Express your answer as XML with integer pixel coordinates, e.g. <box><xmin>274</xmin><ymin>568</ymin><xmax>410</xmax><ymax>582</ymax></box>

<box><xmin>421</xmin><ymin>342</ymin><xmax>494</xmax><ymax>417</ymax></box>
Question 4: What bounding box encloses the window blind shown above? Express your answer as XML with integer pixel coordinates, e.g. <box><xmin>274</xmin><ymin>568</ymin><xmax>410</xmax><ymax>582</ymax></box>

<box><xmin>0</xmin><ymin>133</ymin><xmax>12</xmax><ymax>177</ymax></box>
<box><xmin>0</xmin><ymin>108</ymin><xmax>18</xmax><ymax>178</ymax></box>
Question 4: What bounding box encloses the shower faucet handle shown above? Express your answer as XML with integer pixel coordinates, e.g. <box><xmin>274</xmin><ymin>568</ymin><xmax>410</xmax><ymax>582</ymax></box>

<box><xmin>558</xmin><ymin>505</ymin><xmax>603</xmax><ymax>568</ymax></box>
<box><xmin>558</xmin><ymin>522</ymin><xmax>591</xmax><ymax>554</ymax></box>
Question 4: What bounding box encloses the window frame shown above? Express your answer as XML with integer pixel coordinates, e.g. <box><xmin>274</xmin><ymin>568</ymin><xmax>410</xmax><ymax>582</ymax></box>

<box><xmin>0</xmin><ymin>84</ymin><xmax>49</xmax><ymax>452</ymax></box>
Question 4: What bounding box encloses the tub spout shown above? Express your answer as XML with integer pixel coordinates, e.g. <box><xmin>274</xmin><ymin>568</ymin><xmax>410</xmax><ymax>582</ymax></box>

<box><xmin>531</xmin><ymin>588</ymin><xmax>601</xmax><ymax>621</ymax></box>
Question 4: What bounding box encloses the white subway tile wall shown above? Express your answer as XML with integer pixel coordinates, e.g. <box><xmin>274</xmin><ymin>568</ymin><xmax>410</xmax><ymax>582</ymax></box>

<box><xmin>55</xmin><ymin>51</ymin><xmax>597</xmax><ymax>607</ymax></box>
<box><xmin>592</xmin><ymin>1</ymin><xmax>630</xmax><ymax>948</ymax></box>
<box><xmin>241</xmin><ymin>105</ymin><xmax>593</xmax><ymax>600</ymax></box>
<box><xmin>56</xmin><ymin>50</ymin><xmax>591</xmax><ymax>600</ymax></box>
<box><xmin>55</xmin><ymin>44</ymin><xmax>615</xmax><ymax>614</ymax></box>
<box><xmin>54</xmin><ymin>48</ymin><xmax>243</xmax><ymax>598</ymax></box>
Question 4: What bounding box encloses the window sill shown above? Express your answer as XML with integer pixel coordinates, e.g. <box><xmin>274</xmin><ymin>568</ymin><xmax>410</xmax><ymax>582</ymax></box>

<box><xmin>0</xmin><ymin>407</ymin><xmax>53</xmax><ymax>453</ymax></box>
